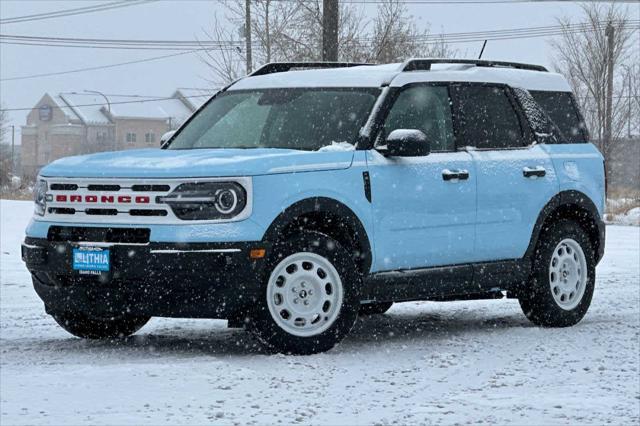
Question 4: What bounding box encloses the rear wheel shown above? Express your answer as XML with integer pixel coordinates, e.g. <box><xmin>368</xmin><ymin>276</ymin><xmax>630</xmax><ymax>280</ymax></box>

<box><xmin>519</xmin><ymin>220</ymin><xmax>595</xmax><ymax>327</ymax></box>
<box><xmin>250</xmin><ymin>231</ymin><xmax>360</xmax><ymax>354</ymax></box>
<box><xmin>359</xmin><ymin>301</ymin><xmax>393</xmax><ymax>316</ymax></box>
<box><xmin>52</xmin><ymin>312</ymin><xmax>150</xmax><ymax>339</ymax></box>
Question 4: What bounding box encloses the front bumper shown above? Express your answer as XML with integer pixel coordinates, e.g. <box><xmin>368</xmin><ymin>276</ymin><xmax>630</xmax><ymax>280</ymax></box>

<box><xmin>22</xmin><ymin>237</ymin><xmax>267</xmax><ymax>319</ymax></box>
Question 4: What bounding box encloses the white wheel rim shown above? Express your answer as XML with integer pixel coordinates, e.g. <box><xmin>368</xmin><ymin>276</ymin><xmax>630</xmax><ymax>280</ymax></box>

<box><xmin>266</xmin><ymin>252</ymin><xmax>344</xmax><ymax>337</ymax></box>
<box><xmin>549</xmin><ymin>238</ymin><xmax>587</xmax><ymax>311</ymax></box>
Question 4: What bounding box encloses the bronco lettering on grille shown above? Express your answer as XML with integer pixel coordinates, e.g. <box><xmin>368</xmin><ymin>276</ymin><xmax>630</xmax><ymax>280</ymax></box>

<box><xmin>53</xmin><ymin>194</ymin><xmax>151</xmax><ymax>204</ymax></box>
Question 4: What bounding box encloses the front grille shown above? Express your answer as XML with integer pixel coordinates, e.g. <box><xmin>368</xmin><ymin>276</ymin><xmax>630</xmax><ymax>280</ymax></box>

<box><xmin>131</xmin><ymin>184</ymin><xmax>171</xmax><ymax>192</ymax></box>
<box><xmin>48</xmin><ymin>226</ymin><xmax>151</xmax><ymax>244</ymax></box>
<box><xmin>43</xmin><ymin>178</ymin><xmax>176</xmax><ymax>224</ymax></box>
<box><xmin>87</xmin><ymin>184</ymin><xmax>121</xmax><ymax>191</ymax></box>
<box><xmin>85</xmin><ymin>208</ymin><xmax>118</xmax><ymax>216</ymax></box>
<box><xmin>50</xmin><ymin>183</ymin><xmax>78</xmax><ymax>191</ymax></box>
<box><xmin>48</xmin><ymin>207</ymin><xmax>75</xmax><ymax>215</ymax></box>
<box><xmin>41</xmin><ymin>177</ymin><xmax>252</xmax><ymax>224</ymax></box>
<box><xmin>129</xmin><ymin>209</ymin><xmax>168</xmax><ymax>217</ymax></box>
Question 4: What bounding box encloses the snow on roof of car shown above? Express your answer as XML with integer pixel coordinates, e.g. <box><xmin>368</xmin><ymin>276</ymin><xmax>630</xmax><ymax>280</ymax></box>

<box><xmin>390</xmin><ymin>64</ymin><xmax>571</xmax><ymax>92</ymax></box>
<box><xmin>228</xmin><ymin>62</ymin><xmax>571</xmax><ymax>92</ymax></box>
<box><xmin>228</xmin><ymin>63</ymin><xmax>400</xmax><ymax>90</ymax></box>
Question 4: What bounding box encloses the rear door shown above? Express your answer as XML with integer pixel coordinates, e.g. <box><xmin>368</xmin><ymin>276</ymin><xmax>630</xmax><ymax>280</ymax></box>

<box><xmin>367</xmin><ymin>84</ymin><xmax>476</xmax><ymax>271</ymax></box>
<box><xmin>451</xmin><ymin>84</ymin><xmax>558</xmax><ymax>262</ymax></box>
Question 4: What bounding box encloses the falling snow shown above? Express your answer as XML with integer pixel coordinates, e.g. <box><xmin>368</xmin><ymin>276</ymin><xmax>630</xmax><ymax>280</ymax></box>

<box><xmin>1</xmin><ymin>200</ymin><xmax>638</xmax><ymax>424</ymax></box>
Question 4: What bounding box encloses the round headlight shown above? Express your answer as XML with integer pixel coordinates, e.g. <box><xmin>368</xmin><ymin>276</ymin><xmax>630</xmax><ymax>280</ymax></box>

<box><xmin>215</xmin><ymin>188</ymin><xmax>238</xmax><ymax>214</ymax></box>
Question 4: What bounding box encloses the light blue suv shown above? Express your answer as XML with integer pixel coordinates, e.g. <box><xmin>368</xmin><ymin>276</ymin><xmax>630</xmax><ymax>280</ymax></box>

<box><xmin>22</xmin><ymin>60</ymin><xmax>606</xmax><ymax>354</ymax></box>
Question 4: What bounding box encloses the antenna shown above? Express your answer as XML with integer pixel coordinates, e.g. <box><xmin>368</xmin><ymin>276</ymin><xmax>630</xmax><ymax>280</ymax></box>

<box><xmin>478</xmin><ymin>40</ymin><xmax>488</xmax><ymax>59</ymax></box>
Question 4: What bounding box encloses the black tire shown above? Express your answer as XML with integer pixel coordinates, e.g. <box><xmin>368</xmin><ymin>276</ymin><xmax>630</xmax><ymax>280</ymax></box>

<box><xmin>359</xmin><ymin>301</ymin><xmax>393</xmax><ymax>316</ymax></box>
<box><xmin>519</xmin><ymin>219</ymin><xmax>596</xmax><ymax>327</ymax></box>
<box><xmin>249</xmin><ymin>231</ymin><xmax>360</xmax><ymax>355</ymax></box>
<box><xmin>52</xmin><ymin>312</ymin><xmax>150</xmax><ymax>339</ymax></box>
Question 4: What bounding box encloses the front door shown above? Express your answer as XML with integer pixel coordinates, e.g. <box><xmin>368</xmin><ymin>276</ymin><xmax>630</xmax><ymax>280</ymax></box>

<box><xmin>367</xmin><ymin>84</ymin><xmax>476</xmax><ymax>272</ymax></box>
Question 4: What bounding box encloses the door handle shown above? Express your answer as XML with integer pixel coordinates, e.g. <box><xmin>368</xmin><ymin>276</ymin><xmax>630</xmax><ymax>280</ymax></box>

<box><xmin>523</xmin><ymin>166</ymin><xmax>546</xmax><ymax>178</ymax></box>
<box><xmin>442</xmin><ymin>169</ymin><xmax>470</xmax><ymax>181</ymax></box>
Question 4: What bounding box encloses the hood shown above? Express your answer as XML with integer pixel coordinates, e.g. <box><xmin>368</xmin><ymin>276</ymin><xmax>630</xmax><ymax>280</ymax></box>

<box><xmin>39</xmin><ymin>148</ymin><xmax>355</xmax><ymax>178</ymax></box>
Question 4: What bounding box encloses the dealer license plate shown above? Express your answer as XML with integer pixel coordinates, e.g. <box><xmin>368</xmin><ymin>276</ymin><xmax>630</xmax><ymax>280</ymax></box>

<box><xmin>72</xmin><ymin>247</ymin><xmax>110</xmax><ymax>274</ymax></box>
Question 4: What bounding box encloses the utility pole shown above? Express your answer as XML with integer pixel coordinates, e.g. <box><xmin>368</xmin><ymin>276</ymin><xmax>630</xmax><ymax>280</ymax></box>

<box><xmin>628</xmin><ymin>69</ymin><xmax>632</xmax><ymax>138</ymax></box>
<box><xmin>245</xmin><ymin>0</ymin><xmax>252</xmax><ymax>74</ymax></box>
<box><xmin>322</xmin><ymin>0</ymin><xmax>339</xmax><ymax>61</ymax></box>
<box><xmin>10</xmin><ymin>125</ymin><xmax>15</xmax><ymax>175</ymax></box>
<box><xmin>604</xmin><ymin>23</ymin><xmax>615</xmax><ymax>150</ymax></box>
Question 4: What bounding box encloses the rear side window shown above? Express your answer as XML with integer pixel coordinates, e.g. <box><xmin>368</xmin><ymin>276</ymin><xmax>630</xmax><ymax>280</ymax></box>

<box><xmin>453</xmin><ymin>85</ymin><xmax>526</xmax><ymax>149</ymax></box>
<box><xmin>530</xmin><ymin>91</ymin><xmax>587</xmax><ymax>143</ymax></box>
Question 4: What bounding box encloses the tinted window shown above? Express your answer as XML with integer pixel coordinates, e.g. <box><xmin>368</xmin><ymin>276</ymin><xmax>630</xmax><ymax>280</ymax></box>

<box><xmin>168</xmin><ymin>88</ymin><xmax>378</xmax><ymax>151</ymax></box>
<box><xmin>512</xmin><ymin>87</ymin><xmax>565</xmax><ymax>144</ymax></box>
<box><xmin>455</xmin><ymin>85</ymin><xmax>525</xmax><ymax>149</ymax></box>
<box><xmin>530</xmin><ymin>91</ymin><xmax>587</xmax><ymax>143</ymax></box>
<box><xmin>383</xmin><ymin>85</ymin><xmax>454</xmax><ymax>152</ymax></box>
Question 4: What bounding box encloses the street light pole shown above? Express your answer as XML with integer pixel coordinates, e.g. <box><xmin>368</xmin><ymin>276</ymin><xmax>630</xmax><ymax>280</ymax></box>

<box><xmin>83</xmin><ymin>89</ymin><xmax>111</xmax><ymax>114</ymax></box>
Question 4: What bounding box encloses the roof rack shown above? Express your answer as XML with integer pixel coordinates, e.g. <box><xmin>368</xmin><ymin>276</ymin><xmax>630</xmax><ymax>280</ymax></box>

<box><xmin>401</xmin><ymin>59</ymin><xmax>548</xmax><ymax>73</ymax></box>
<box><xmin>251</xmin><ymin>62</ymin><xmax>373</xmax><ymax>76</ymax></box>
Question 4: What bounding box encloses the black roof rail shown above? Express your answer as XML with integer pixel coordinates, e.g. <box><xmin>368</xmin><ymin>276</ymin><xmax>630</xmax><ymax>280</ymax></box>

<box><xmin>401</xmin><ymin>59</ymin><xmax>548</xmax><ymax>72</ymax></box>
<box><xmin>251</xmin><ymin>62</ymin><xmax>374</xmax><ymax>76</ymax></box>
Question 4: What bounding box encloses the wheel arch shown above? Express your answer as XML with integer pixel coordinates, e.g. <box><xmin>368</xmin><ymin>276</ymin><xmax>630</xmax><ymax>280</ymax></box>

<box><xmin>262</xmin><ymin>197</ymin><xmax>373</xmax><ymax>274</ymax></box>
<box><xmin>526</xmin><ymin>190</ymin><xmax>606</xmax><ymax>263</ymax></box>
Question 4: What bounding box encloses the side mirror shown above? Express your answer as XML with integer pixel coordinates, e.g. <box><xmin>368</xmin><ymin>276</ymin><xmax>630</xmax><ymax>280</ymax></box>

<box><xmin>160</xmin><ymin>130</ymin><xmax>176</xmax><ymax>147</ymax></box>
<box><xmin>379</xmin><ymin>129</ymin><xmax>430</xmax><ymax>157</ymax></box>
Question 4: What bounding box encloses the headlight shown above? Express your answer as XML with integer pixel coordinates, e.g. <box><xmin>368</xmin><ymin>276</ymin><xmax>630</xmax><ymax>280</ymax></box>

<box><xmin>34</xmin><ymin>179</ymin><xmax>48</xmax><ymax>216</ymax></box>
<box><xmin>159</xmin><ymin>181</ymin><xmax>247</xmax><ymax>220</ymax></box>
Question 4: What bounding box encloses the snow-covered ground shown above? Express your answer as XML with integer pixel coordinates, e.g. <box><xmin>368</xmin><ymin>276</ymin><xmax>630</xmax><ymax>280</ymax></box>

<box><xmin>1</xmin><ymin>199</ymin><xmax>638</xmax><ymax>425</ymax></box>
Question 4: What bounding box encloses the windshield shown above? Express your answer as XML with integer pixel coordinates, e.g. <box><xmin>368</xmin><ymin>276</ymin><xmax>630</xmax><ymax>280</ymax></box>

<box><xmin>167</xmin><ymin>88</ymin><xmax>379</xmax><ymax>151</ymax></box>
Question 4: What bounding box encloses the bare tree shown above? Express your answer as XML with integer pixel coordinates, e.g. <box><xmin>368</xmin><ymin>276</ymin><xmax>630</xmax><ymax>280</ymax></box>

<box><xmin>550</xmin><ymin>3</ymin><xmax>638</xmax><ymax>161</ymax></box>
<box><xmin>0</xmin><ymin>107</ymin><xmax>13</xmax><ymax>186</ymax></box>
<box><xmin>367</xmin><ymin>0</ymin><xmax>455</xmax><ymax>63</ymax></box>
<box><xmin>197</xmin><ymin>15</ymin><xmax>245</xmax><ymax>85</ymax></box>
<box><xmin>201</xmin><ymin>0</ymin><xmax>456</xmax><ymax>85</ymax></box>
<box><xmin>0</xmin><ymin>107</ymin><xmax>7</xmax><ymax>145</ymax></box>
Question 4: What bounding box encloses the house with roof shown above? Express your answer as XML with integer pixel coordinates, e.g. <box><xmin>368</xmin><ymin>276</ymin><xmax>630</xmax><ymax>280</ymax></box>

<box><xmin>20</xmin><ymin>89</ymin><xmax>212</xmax><ymax>179</ymax></box>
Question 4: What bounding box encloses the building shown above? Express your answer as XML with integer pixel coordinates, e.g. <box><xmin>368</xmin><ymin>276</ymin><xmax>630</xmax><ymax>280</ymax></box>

<box><xmin>20</xmin><ymin>89</ymin><xmax>211</xmax><ymax>179</ymax></box>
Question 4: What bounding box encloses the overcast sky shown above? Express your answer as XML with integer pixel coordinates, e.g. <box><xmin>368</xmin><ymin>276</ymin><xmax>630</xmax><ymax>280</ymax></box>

<box><xmin>1</xmin><ymin>0</ymin><xmax>638</xmax><ymax>140</ymax></box>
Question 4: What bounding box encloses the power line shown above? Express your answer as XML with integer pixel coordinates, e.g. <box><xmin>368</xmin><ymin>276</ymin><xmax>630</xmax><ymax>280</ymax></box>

<box><xmin>334</xmin><ymin>0</ymin><xmax>640</xmax><ymax>3</ymax></box>
<box><xmin>0</xmin><ymin>50</ymin><xmax>198</xmax><ymax>82</ymax></box>
<box><xmin>0</xmin><ymin>40</ymin><xmax>241</xmax><ymax>51</ymax></box>
<box><xmin>0</xmin><ymin>93</ymin><xmax>217</xmax><ymax>113</ymax></box>
<box><xmin>1</xmin><ymin>20</ymin><xmax>636</xmax><ymax>82</ymax></box>
<box><xmin>2</xmin><ymin>20</ymin><xmax>637</xmax><ymax>51</ymax></box>
<box><xmin>0</xmin><ymin>1</ymin><xmax>158</xmax><ymax>25</ymax></box>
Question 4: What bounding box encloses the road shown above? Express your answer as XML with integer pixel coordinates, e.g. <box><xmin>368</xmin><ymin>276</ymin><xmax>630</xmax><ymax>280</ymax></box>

<box><xmin>1</xmin><ymin>199</ymin><xmax>638</xmax><ymax>425</ymax></box>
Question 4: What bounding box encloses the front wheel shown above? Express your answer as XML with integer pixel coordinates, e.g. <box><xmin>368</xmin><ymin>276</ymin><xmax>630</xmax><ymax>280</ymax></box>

<box><xmin>52</xmin><ymin>312</ymin><xmax>150</xmax><ymax>339</ymax></box>
<box><xmin>519</xmin><ymin>220</ymin><xmax>596</xmax><ymax>327</ymax></box>
<box><xmin>249</xmin><ymin>232</ymin><xmax>360</xmax><ymax>355</ymax></box>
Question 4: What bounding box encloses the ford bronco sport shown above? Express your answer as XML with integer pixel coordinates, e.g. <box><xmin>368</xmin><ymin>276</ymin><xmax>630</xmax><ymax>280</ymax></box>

<box><xmin>22</xmin><ymin>59</ymin><xmax>606</xmax><ymax>354</ymax></box>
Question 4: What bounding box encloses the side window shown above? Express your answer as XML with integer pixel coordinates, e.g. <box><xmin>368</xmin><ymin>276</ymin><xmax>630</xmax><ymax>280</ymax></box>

<box><xmin>382</xmin><ymin>85</ymin><xmax>455</xmax><ymax>152</ymax></box>
<box><xmin>454</xmin><ymin>85</ymin><xmax>525</xmax><ymax>149</ymax></box>
<box><xmin>530</xmin><ymin>91</ymin><xmax>588</xmax><ymax>143</ymax></box>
